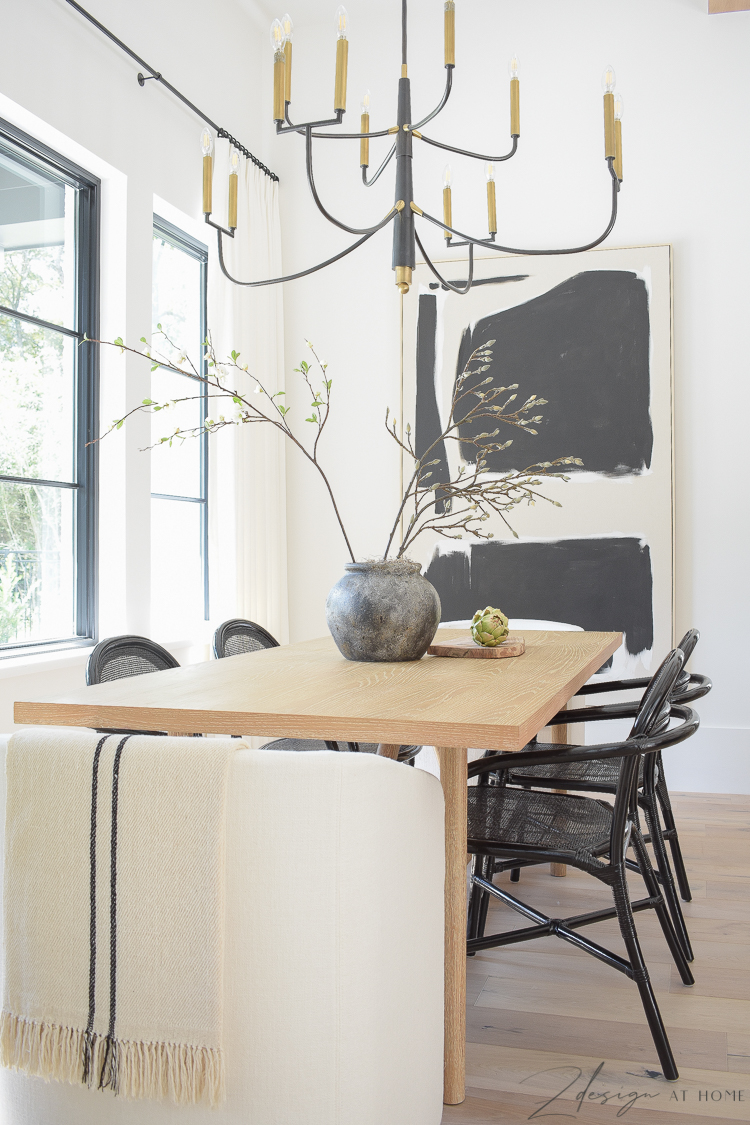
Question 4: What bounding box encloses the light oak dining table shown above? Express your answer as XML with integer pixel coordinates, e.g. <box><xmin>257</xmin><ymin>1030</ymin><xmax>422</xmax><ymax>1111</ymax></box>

<box><xmin>14</xmin><ymin>627</ymin><xmax>621</xmax><ymax>1106</ymax></box>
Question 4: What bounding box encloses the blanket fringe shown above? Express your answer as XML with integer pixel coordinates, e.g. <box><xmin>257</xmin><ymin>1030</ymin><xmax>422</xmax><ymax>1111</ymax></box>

<box><xmin>0</xmin><ymin>1011</ymin><xmax>224</xmax><ymax>1106</ymax></box>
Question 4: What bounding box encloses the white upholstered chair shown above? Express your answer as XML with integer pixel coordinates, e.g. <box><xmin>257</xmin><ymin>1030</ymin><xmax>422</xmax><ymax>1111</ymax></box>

<box><xmin>0</xmin><ymin>734</ymin><xmax>445</xmax><ymax>1125</ymax></box>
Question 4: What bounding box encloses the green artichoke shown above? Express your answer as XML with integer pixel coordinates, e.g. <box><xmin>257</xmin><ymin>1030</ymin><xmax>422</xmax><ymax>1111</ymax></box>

<box><xmin>471</xmin><ymin>606</ymin><xmax>510</xmax><ymax>647</ymax></box>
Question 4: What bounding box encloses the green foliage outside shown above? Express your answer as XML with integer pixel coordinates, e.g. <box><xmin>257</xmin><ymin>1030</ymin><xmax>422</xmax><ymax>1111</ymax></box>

<box><xmin>0</xmin><ymin>245</ymin><xmax>67</xmax><ymax>644</ymax></box>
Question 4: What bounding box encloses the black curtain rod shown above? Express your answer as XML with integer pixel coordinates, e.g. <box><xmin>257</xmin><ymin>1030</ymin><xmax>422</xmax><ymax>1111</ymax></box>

<box><xmin>64</xmin><ymin>0</ymin><xmax>279</xmax><ymax>182</ymax></box>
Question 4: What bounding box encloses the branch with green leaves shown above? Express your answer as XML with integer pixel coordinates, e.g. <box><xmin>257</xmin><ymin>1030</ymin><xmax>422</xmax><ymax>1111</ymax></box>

<box><xmin>382</xmin><ymin>340</ymin><xmax>583</xmax><ymax>559</ymax></box>
<box><xmin>83</xmin><ymin>327</ymin><xmax>356</xmax><ymax>562</ymax></box>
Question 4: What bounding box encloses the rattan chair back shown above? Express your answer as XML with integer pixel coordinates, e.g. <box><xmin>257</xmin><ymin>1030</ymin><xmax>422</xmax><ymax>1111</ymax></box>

<box><xmin>86</xmin><ymin>635</ymin><xmax>180</xmax><ymax>686</ymax></box>
<box><xmin>213</xmin><ymin>619</ymin><xmax>280</xmax><ymax>659</ymax></box>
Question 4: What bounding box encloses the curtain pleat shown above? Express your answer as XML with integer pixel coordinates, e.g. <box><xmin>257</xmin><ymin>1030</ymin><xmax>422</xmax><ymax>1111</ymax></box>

<box><xmin>207</xmin><ymin>149</ymin><xmax>289</xmax><ymax>643</ymax></box>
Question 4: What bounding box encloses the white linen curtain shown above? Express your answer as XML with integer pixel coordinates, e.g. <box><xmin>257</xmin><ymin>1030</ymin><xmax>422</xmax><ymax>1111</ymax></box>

<box><xmin>208</xmin><ymin>147</ymin><xmax>289</xmax><ymax>643</ymax></box>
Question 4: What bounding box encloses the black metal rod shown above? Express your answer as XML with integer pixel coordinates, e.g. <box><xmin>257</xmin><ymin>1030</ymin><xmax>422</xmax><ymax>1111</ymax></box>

<box><xmin>412</xmin><ymin>68</ymin><xmax>454</xmax><ymax>131</ymax></box>
<box><xmin>214</xmin><ymin>217</ymin><xmax>395</xmax><ymax>287</ymax></box>
<box><xmin>418</xmin><ymin>132</ymin><xmax>519</xmax><ymax>163</ymax></box>
<box><xmin>402</xmin><ymin>0</ymin><xmax>408</xmax><ymax>66</ymax></box>
<box><xmin>362</xmin><ymin>143</ymin><xmax>397</xmax><ymax>186</ymax></box>
<box><xmin>63</xmin><ymin>0</ymin><xmax>278</xmax><ymax>182</ymax></box>
<box><xmin>279</xmin><ymin>108</ymin><xmax>346</xmax><ymax>134</ymax></box>
<box><xmin>415</xmin><ymin>228</ymin><xmax>473</xmax><ymax>294</ymax></box>
<box><xmin>0</xmin><ymin>303</ymin><xmax>83</xmax><ymax>339</ymax></box>
<box><xmin>421</xmin><ymin>163</ymin><xmax>619</xmax><ymax>257</ymax></box>
<box><xmin>306</xmin><ymin>129</ymin><xmax>398</xmax><ymax>236</ymax></box>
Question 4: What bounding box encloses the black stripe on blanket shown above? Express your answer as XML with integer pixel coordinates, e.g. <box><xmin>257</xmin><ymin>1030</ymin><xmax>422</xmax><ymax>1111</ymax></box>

<box><xmin>82</xmin><ymin>734</ymin><xmax>131</xmax><ymax>1092</ymax></box>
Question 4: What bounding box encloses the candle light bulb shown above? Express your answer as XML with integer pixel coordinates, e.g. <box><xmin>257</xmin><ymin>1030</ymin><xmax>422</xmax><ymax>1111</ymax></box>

<box><xmin>614</xmin><ymin>93</ymin><xmax>624</xmax><ymax>121</ymax></box>
<box><xmin>361</xmin><ymin>89</ymin><xmax>371</xmax><ymax>114</ymax></box>
<box><xmin>485</xmin><ymin>162</ymin><xmax>495</xmax><ymax>183</ymax></box>
<box><xmin>229</xmin><ymin>147</ymin><xmax>241</xmax><ymax>174</ymax></box>
<box><xmin>508</xmin><ymin>53</ymin><xmax>520</xmax><ymax>81</ymax></box>
<box><xmin>335</xmin><ymin>5</ymin><xmax>348</xmax><ymax>38</ymax></box>
<box><xmin>602</xmin><ymin>64</ymin><xmax>616</xmax><ymax>93</ymax></box>
<box><xmin>443</xmin><ymin>164</ymin><xmax>452</xmax><ymax>189</ymax></box>
<box><xmin>200</xmin><ymin>127</ymin><xmax>214</xmax><ymax>156</ymax></box>
<box><xmin>270</xmin><ymin>18</ymin><xmax>285</xmax><ymax>53</ymax></box>
<box><xmin>281</xmin><ymin>12</ymin><xmax>293</xmax><ymax>41</ymax></box>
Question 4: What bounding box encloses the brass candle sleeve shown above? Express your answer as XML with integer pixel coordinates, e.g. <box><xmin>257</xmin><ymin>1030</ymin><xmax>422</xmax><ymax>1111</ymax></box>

<box><xmin>510</xmin><ymin>78</ymin><xmax>520</xmax><ymax>136</ymax></box>
<box><xmin>203</xmin><ymin>154</ymin><xmax>213</xmax><ymax>215</ymax></box>
<box><xmin>443</xmin><ymin>185</ymin><xmax>452</xmax><ymax>239</ymax></box>
<box><xmin>228</xmin><ymin>173</ymin><xmax>238</xmax><ymax>229</ymax></box>
<box><xmin>334</xmin><ymin>38</ymin><xmax>349</xmax><ymax>112</ymax></box>
<box><xmin>360</xmin><ymin>112</ymin><xmax>369</xmax><ymax>167</ymax></box>
<box><xmin>273</xmin><ymin>53</ymin><xmax>286</xmax><ymax>122</ymax></box>
<box><xmin>284</xmin><ymin>40</ymin><xmax>292</xmax><ymax>104</ymax></box>
<box><xmin>614</xmin><ymin>119</ymin><xmax>623</xmax><ymax>182</ymax></box>
<box><xmin>444</xmin><ymin>2</ymin><xmax>455</xmax><ymax>68</ymax></box>
<box><xmin>603</xmin><ymin>91</ymin><xmax>615</xmax><ymax>159</ymax></box>
<box><xmin>487</xmin><ymin>180</ymin><xmax>497</xmax><ymax>234</ymax></box>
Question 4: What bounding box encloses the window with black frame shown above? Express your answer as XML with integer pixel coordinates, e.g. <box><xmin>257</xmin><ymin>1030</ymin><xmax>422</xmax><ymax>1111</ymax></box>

<box><xmin>0</xmin><ymin>123</ymin><xmax>98</xmax><ymax>655</ymax></box>
<box><xmin>150</xmin><ymin>217</ymin><xmax>209</xmax><ymax>636</ymax></box>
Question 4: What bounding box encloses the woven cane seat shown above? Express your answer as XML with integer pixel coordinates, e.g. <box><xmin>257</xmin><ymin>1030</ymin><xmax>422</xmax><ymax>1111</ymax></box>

<box><xmin>467</xmin><ymin>786</ymin><xmax>613</xmax><ymax>868</ymax></box>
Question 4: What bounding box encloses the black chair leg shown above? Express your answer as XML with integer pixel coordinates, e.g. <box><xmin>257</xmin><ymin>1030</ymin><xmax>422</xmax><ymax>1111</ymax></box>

<box><xmin>631</xmin><ymin>828</ymin><xmax>694</xmax><ymax>986</ymax></box>
<box><xmin>468</xmin><ymin>853</ymin><xmax>494</xmax><ymax>950</ymax></box>
<box><xmin>510</xmin><ymin>868</ymin><xmax>521</xmax><ymax>882</ymax></box>
<box><xmin>656</xmin><ymin>766</ymin><xmax>692</xmax><ymax>902</ymax></box>
<box><xmin>474</xmin><ymin>854</ymin><xmax>494</xmax><ymax>943</ymax></box>
<box><xmin>639</xmin><ymin>793</ymin><xmax>694</xmax><ymax>962</ymax></box>
<box><xmin>610</xmin><ymin>864</ymin><xmax>679</xmax><ymax>1081</ymax></box>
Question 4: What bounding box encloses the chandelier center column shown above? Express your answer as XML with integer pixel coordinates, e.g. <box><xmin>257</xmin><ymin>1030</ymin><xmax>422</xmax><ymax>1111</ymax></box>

<box><xmin>392</xmin><ymin>75</ymin><xmax>414</xmax><ymax>293</ymax></box>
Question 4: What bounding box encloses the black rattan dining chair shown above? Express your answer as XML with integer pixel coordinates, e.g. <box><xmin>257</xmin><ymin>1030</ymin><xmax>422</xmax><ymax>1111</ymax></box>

<box><xmin>85</xmin><ymin>634</ymin><xmax>181</xmax><ymax>735</ymax></box>
<box><xmin>212</xmin><ymin>619</ymin><xmax>421</xmax><ymax>763</ymax></box>
<box><xmin>465</xmin><ymin>648</ymin><xmax>698</xmax><ymax>1081</ymax></box>
<box><xmin>505</xmin><ymin>629</ymin><xmax>711</xmax><ymax>961</ymax></box>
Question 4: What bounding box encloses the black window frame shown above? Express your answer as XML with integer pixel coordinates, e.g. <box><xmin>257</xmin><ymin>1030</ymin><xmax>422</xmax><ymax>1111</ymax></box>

<box><xmin>151</xmin><ymin>215</ymin><xmax>209</xmax><ymax>622</ymax></box>
<box><xmin>0</xmin><ymin>117</ymin><xmax>99</xmax><ymax>657</ymax></box>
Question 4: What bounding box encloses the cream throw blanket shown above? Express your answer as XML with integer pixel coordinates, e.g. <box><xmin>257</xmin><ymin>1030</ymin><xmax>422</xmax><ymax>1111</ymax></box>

<box><xmin>1</xmin><ymin>729</ymin><xmax>243</xmax><ymax>1105</ymax></box>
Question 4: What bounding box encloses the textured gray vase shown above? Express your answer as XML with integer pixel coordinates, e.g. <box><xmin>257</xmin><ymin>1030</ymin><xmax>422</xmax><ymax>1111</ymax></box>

<box><xmin>326</xmin><ymin>560</ymin><xmax>441</xmax><ymax>662</ymax></box>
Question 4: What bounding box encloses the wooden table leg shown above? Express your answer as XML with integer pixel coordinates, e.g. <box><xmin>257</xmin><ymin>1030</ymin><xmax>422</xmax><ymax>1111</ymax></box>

<box><xmin>437</xmin><ymin>746</ymin><xmax>467</xmax><ymax>1106</ymax></box>
<box><xmin>549</xmin><ymin>720</ymin><xmax>568</xmax><ymax>877</ymax></box>
<box><xmin>376</xmin><ymin>743</ymin><xmax>401</xmax><ymax>759</ymax></box>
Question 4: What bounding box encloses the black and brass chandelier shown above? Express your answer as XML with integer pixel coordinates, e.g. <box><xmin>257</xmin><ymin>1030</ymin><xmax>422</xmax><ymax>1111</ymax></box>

<box><xmin>201</xmin><ymin>0</ymin><xmax>625</xmax><ymax>296</ymax></box>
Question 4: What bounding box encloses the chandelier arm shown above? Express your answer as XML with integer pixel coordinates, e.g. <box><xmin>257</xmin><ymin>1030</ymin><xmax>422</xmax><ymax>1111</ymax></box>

<box><xmin>306</xmin><ymin>128</ymin><xmax>398</xmax><ymax>235</ymax></box>
<box><xmin>420</xmin><ymin>165</ymin><xmax>620</xmax><ymax>257</ymax></box>
<box><xmin>415</xmin><ymin>229</ymin><xmax>474</xmax><ymax>295</ymax></box>
<box><xmin>215</xmin><ymin>223</ymin><xmax>392</xmax><ymax>287</ymax></box>
<box><xmin>362</xmin><ymin>143</ymin><xmax>397</xmax><ymax>187</ymax></box>
<box><xmin>417</xmin><ymin>133</ymin><xmax>519</xmax><ymax>163</ymax></box>
<box><xmin>308</xmin><ymin>126</ymin><xmax>396</xmax><ymax>139</ymax></box>
<box><xmin>411</xmin><ymin>68</ymin><xmax>454</xmax><ymax>132</ymax></box>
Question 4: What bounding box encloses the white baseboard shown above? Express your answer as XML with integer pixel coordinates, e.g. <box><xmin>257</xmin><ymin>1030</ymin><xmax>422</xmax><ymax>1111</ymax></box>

<box><xmin>661</xmin><ymin>725</ymin><xmax>750</xmax><ymax>795</ymax></box>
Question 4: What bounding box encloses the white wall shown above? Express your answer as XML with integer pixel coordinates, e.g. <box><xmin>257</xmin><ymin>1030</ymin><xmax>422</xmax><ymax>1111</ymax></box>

<box><xmin>265</xmin><ymin>0</ymin><xmax>750</xmax><ymax>791</ymax></box>
<box><xmin>0</xmin><ymin>0</ymin><xmax>266</xmax><ymax>729</ymax></box>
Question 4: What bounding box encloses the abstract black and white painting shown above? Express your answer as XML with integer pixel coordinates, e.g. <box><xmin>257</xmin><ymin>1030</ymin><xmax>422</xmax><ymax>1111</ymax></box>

<box><xmin>402</xmin><ymin>245</ymin><xmax>674</xmax><ymax>678</ymax></box>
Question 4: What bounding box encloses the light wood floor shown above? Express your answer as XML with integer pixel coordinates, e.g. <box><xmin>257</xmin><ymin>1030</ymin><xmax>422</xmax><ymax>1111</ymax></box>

<box><xmin>442</xmin><ymin>793</ymin><xmax>750</xmax><ymax>1124</ymax></box>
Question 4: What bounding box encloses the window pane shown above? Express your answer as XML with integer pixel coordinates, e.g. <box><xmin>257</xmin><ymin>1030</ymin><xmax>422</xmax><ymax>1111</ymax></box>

<box><xmin>0</xmin><ymin>151</ymin><xmax>76</xmax><ymax>330</ymax></box>
<box><xmin>0</xmin><ymin>481</ymin><xmax>75</xmax><ymax>645</ymax></box>
<box><xmin>152</xmin><ymin>235</ymin><xmax>202</xmax><ymax>359</ymax></box>
<box><xmin>151</xmin><ymin>498</ymin><xmax>204</xmax><ymax>636</ymax></box>
<box><xmin>151</xmin><ymin>366</ymin><xmax>202</xmax><ymax>498</ymax></box>
<box><xmin>0</xmin><ymin>312</ymin><xmax>75</xmax><ymax>483</ymax></box>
